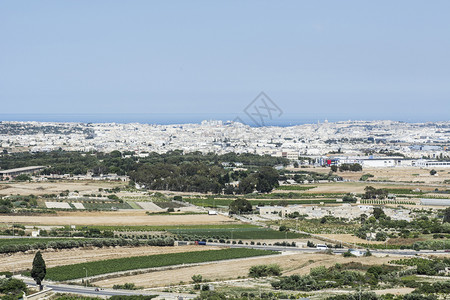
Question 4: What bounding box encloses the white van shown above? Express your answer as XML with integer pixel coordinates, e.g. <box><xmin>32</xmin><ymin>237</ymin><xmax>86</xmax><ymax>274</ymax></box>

<box><xmin>316</xmin><ymin>244</ymin><xmax>328</xmax><ymax>250</ymax></box>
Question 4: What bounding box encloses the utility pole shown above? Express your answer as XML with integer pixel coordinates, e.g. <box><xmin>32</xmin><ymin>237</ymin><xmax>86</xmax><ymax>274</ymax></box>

<box><xmin>83</xmin><ymin>267</ymin><xmax>88</xmax><ymax>288</ymax></box>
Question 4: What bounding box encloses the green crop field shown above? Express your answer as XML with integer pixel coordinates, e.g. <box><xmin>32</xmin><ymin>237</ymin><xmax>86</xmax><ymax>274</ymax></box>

<box><xmin>82</xmin><ymin>202</ymin><xmax>133</xmax><ymax>210</ymax></box>
<box><xmin>168</xmin><ymin>227</ymin><xmax>308</xmax><ymax>240</ymax></box>
<box><xmin>127</xmin><ymin>202</ymin><xmax>142</xmax><ymax>209</ymax></box>
<box><xmin>42</xmin><ymin>248</ymin><xmax>279</xmax><ymax>281</ymax></box>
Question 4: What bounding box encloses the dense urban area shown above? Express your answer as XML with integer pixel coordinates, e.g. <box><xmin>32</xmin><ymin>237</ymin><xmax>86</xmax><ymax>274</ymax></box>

<box><xmin>1</xmin><ymin>120</ymin><xmax>449</xmax><ymax>158</ymax></box>
<box><xmin>0</xmin><ymin>120</ymin><xmax>449</xmax><ymax>300</ymax></box>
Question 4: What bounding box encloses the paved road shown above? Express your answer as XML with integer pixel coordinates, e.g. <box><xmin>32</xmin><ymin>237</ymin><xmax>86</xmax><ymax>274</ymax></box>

<box><xmin>18</xmin><ymin>277</ymin><xmax>195</xmax><ymax>299</ymax></box>
<box><xmin>14</xmin><ymin>245</ymin><xmax>448</xmax><ymax>299</ymax></box>
<box><xmin>204</xmin><ymin>242</ymin><xmax>449</xmax><ymax>256</ymax></box>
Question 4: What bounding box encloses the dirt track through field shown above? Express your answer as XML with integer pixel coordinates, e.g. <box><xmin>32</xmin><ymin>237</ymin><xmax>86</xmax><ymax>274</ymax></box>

<box><xmin>0</xmin><ymin>245</ymin><xmax>220</xmax><ymax>272</ymax></box>
<box><xmin>0</xmin><ymin>211</ymin><xmax>236</xmax><ymax>226</ymax></box>
<box><xmin>94</xmin><ymin>253</ymin><xmax>397</xmax><ymax>288</ymax></box>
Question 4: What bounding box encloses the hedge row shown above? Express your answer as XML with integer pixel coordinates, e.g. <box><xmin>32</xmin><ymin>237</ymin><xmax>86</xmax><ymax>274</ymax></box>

<box><xmin>0</xmin><ymin>238</ymin><xmax>174</xmax><ymax>254</ymax></box>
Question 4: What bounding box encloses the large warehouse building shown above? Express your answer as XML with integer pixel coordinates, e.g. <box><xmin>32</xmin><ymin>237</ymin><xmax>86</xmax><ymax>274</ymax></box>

<box><xmin>0</xmin><ymin>166</ymin><xmax>46</xmax><ymax>178</ymax></box>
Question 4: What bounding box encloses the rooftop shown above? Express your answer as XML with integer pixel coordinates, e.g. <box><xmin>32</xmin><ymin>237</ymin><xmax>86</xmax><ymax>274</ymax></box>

<box><xmin>0</xmin><ymin>166</ymin><xmax>47</xmax><ymax>174</ymax></box>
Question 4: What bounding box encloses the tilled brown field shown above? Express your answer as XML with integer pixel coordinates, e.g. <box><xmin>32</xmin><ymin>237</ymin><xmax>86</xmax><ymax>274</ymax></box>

<box><xmin>0</xmin><ymin>211</ymin><xmax>237</xmax><ymax>226</ymax></box>
<box><xmin>0</xmin><ymin>245</ymin><xmax>220</xmax><ymax>272</ymax></box>
<box><xmin>94</xmin><ymin>253</ymin><xmax>398</xmax><ymax>288</ymax></box>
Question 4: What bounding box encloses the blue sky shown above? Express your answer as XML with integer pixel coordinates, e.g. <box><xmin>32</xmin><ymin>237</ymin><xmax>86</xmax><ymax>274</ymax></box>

<box><xmin>1</xmin><ymin>1</ymin><xmax>449</xmax><ymax>121</ymax></box>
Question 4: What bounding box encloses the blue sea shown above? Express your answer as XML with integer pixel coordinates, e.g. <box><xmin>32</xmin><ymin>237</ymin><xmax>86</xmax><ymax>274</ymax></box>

<box><xmin>0</xmin><ymin>113</ymin><xmax>447</xmax><ymax>127</ymax></box>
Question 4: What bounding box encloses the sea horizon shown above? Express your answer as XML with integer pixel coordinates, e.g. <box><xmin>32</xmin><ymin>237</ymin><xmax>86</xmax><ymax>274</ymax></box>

<box><xmin>0</xmin><ymin>113</ymin><xmax>448</xmax><ymax>127</ymax></box>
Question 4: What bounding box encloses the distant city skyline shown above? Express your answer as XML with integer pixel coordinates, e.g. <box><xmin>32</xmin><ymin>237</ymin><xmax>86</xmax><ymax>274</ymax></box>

<box><xmin>1</xmin><ymin>1</ymin><xmax>449</xmax><ymax>120</ymax></box>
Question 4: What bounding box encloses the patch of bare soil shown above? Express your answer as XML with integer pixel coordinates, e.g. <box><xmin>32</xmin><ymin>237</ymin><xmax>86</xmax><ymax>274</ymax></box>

<box><xmin>0</xmin><ymin>181</ymin><xmax>126</xmax><ymax>196</ymax></box>
<box><xmin>0</xmin><ymin>211</ymin><xmax>237</xmax><ymax>226</ymax></box>
<box><xmin>0</xmin><ymin>245</ymin><xmax>220</xmax><ymax>272</ymax></box>
<box><xmin>372</xmin><ymin>287</ymin><xmax>415</xmax><ymax>295</ymax></box>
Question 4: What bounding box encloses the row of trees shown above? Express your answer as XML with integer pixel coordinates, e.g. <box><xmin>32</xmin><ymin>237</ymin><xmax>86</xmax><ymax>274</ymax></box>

<box><xmin>0</xmin><ymin>238</ymin><xmax>174</xmax><ymax>254</ymax></box>
<box><xmin>284</xmin><ymin>170</ymin><xmax>342</xmax><ymax>183</ymax></box>
<box><xmin>363</xmin><ymin>186</ymin><xmax>389</xmax><ymax>199</ymax></box>
<box><xmin>330</xmin><ymin>163</ymin><xmax>363</xmax><ymax>172</ymax></box>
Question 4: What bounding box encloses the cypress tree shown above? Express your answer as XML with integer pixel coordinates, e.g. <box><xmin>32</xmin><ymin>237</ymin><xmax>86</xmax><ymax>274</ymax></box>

<box><xmin>31</xmin><ymin>251</ymin><xmax>46</xmax><ymax>290</ymax></box>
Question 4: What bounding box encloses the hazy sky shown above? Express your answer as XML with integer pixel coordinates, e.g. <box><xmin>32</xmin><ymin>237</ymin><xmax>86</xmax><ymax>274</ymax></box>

<box><xmin>1</xmin><ymin>1</ymin><xmax>449</xmax><ymax>121</ymax></box>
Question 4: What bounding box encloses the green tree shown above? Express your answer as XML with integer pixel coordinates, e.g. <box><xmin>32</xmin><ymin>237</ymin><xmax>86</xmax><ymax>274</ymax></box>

<box><xmin>110</xmin><ymin>150</ymin><xmax>122</xmax><ymax>158</ymax></box>
<box><xmin>339</xmin><ymin>163</ymin><xmax>362</xmax><ymax>172</ymax></box>
<box><xmin>430</xmin><ymin>169</ymin><xmax>437</xmax><ymax>175</ymax></box>
<box><xmin>330</xmin><ymin>165</ymin><xmax>338</xmax><ymax>172</ymax></box>
<box><xmin>31</xmin><ymin>251</ymin><xmax>46</xmax><ymax>290</ymax></box>
<box><xmin>14</xmin><ymin>174</ymin><xmax>32</xmax><ymax>181</ymax></box>
<box><xmin>364</xmin><ymin>186</ymin><xmax>388</xmax><ymax>199</ymax></box>
<box><xmin>249</xmin><ymin>264</ymin><xmax>281</xmax><ymax>278</ymax></box>
<box><xmin>375</xmin><ymin>232</ymin><xmax>387</xmax><ymax>241</ymax></box>
<box><xmin>229</xmin><ymin>198</ymin><xmax>252</xmax><ymax>214</ymax></box>
<box><xmin>254</xmin><ymin>166</ymin><xmax>279</xmax><ymax>193</ymax></box>
<box><xmin>0</xmin><ymin>278</ymin><xmax>27</xmax><ymax>299</ymax></box>
<box><xmin>342</xmin><ymin>194</ymin><xmax>356</xmax><ymax>202</ymax></box>
<box><xmin>238</xmin><ymin>176</ymin><xmax>256</xmax><ymax>194</ymax></box>
<box><xmin>443</xmin><ymin>207</ymin><xmax>450</xmax><ymax>223</ymax></box>
<box><xmin>372</xmin><ymin>207</ymin><xmax>386</xmax><ymax>220</ymax></box>
<box><xmin>350</xmin><ymin>163</ymin><xmax>362</xmax><ymax>171</ymax></box>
